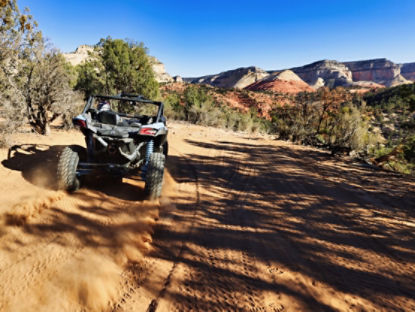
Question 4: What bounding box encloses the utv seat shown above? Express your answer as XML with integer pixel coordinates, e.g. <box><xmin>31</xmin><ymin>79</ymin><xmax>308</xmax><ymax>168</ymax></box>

<box><xmin>139</xmin><ymin>116</ymin><xmax>154</xmax><ymax>125</ymax></box>
<box><xmin>96</xmin><ymin>111</ymin><xmax>132</xmax><ymax>138</ymax></box>
<box><xmin>98</xmin><ymin>111</ymin><xmax>130</xmax><ymax>127</ymax></box>
<box><xmin>95</xmin><ymin>124</ymin><xmax>130</xmax><ymax>138</ymax></box>
<box><xmin>98</xmin><ymin>111</ymin><xmax>120</xmax><ymax>125</ymax></box>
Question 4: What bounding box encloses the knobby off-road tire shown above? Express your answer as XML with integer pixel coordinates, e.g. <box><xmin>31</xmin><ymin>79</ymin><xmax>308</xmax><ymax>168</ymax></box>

<box><xmin>57</xmin><ymin>145</ymin><xmax>84</xmax><ymax>192</ymax></box>
<box><xmin>162</xmin><ymin>141</ymin><xmax>168</xmax><ymax>159</ymax></box>
<box><xmin>145</xmin><ymin>152</ymin><xmax>165</xmax><ymax>199</ymax></box>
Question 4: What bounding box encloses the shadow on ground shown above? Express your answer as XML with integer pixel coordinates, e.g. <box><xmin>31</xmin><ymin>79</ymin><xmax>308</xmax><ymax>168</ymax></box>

<box><xmin>2</xmin><ymin>140</ymin><xmax>414</xmax><ymax>311</ymax></box>
<box><xmin>150</xmin><ymin>139</ymin><xmax>415</xmax><ymax>311</ymax></box>
<box><xmin>1</xmin><ymin>144</ymin><xmax>153</xmax><ymax>252</ymax></box>
<box><xmin>2</xmin><ymin>144</ymin><xmax>65</xmax><ymax>189</ymax></box>
<box><xmin>2</xmin><ymin>144</ymin><xmax>148</xmax><ymax>201</ymax></box>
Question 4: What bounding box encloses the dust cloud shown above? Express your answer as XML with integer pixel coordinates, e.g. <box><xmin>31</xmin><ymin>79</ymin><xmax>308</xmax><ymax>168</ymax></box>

<box><xmin>0</xmin><ymin>167</ymin><xmax>177</xmax><ymax>311</ymax></box>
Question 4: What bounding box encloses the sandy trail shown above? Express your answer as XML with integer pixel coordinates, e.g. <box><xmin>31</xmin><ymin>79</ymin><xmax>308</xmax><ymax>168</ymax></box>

<box><xmin>0</xmin><ymin>123</ymin><xmax>414</xmax><ymax>311</ymax></box>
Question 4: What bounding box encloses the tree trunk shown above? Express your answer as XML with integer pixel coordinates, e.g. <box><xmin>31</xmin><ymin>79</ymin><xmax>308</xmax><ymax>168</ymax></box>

<box><xmin>44</xmin><ymin>122</ymin><xmax>51</xmax><ymax>135</ymax></box>
<box><xmin>29</xmin><ymin>108</ymin><xmax>50</xmax><ymax>135</ymax></box>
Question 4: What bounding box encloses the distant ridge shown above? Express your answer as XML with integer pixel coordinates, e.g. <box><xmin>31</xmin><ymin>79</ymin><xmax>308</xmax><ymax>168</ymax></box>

<box><xmin>185</xmin><ymin>58</ymin><xmax>415</xmax><ymax>91</ymax></box>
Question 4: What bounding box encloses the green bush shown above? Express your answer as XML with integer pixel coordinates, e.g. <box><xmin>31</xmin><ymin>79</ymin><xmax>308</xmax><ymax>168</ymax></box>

<box><xmin>270</xmin><ymin>88</ymin><xmax>379</xmax><ymax>155</ymax></box>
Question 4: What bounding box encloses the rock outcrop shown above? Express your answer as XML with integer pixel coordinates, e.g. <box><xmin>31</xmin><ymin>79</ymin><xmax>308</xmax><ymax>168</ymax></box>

<box><xmin>291</xmin><ymin>60</ymin><xmax>353</xmax><ymax>88</ymax></box>
<box><xmin>245</xmin><ymin>70</ymin><xmax>314</xmax><ymax>93</ymax></box>
<box><xmin>343</xmin><ymin>58</ymin><xmax>410</xmax><ymax>87</ymax></box>
<box><xmin>184</xmin><ymin>66</ymin><xmax>269</xmax><ymax>89</ymax></box>
<box><xmin>173</xmin><ymin>75</ymin><xmax>183</xmax><ymax>82</ymax></box>
<box><xmin>400</xmin><ymin>62</ymin><xmax>415</xmax><ymax>81</ymax></box>
<box><xmin>62</xmin><ymin>45</ymin><xmax>93</xmax><ymax>66</ymax></box>
<box><xmin>148</xmin><ymin>56</ymin><xmax>173</xmax><ymax>83</ymax></box>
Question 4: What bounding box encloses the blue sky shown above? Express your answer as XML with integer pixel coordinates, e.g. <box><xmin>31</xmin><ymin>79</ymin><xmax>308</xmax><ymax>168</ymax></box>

<box><xmin>18</xmin><ymin>0</ymin><xmax>415</xmax><ymax>77</ymax></box>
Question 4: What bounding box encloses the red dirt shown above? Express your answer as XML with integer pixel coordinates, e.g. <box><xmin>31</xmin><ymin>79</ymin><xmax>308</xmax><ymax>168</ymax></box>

<box><xmin>1</xmin><ymin>124</ymin><xmax>414</xmax><ymax>311</ymax></box>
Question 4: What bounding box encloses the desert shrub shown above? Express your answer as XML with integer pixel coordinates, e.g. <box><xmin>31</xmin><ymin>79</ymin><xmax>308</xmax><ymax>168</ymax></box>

<box><xmin>59</xmin><ymin>91</ymin><xmax>85</xmax><ymax>129</ymax></box>
<box><xmin>222</xmin><ymin>108</ymin><xmax>239</xmax><ymax>130</ymax></box>
<box><xmin>325</xmin><ymin>103</ymin><xmax>375</xmax><ymax>152</ymax></box>
<box><xmin>403</xmin><ymin>135</ymin><xmax>415</xmax><ymax>163</ymax></box>
<box><xmin>164</xmin><ymin>93</ymin><xmax>185</xmax><ymax>120</ymax></box>
<box><xmin>270</xmin><ymin>88</ymin><xmax>378</xmax><ymax>155</ymax></box>
<box><xmin>364</xmin><ymin>83</ymin><xmax>415</xmax><ymax>174</ymax></box>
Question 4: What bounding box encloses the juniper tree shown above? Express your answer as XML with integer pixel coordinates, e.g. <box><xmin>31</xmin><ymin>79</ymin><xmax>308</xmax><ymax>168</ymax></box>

<box><xmin>1</xmin><ymin>0</ymin><xmax>82</xmax><ymax>138</ymax></box>
<box><xmin>75</xmin><ymin>38</ymin><xmax>159</xmax><ymax>100</ymax></box>
<box><xmin>0</xmin><ymin>0</ymin><xmax>32</xmax><ymax>144</ymax></box>
<box><xmin>19</xmin><ymin>48</ymin><xmax>81</xmax><ymax>135</ymax></box>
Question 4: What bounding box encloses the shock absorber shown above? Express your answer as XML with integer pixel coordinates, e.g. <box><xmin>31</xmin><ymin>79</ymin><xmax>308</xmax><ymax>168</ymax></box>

<box><xmin>142</xmin><ymin>139</ymin><xmax>154</xmax><ymax>180</ymax></box>
<box><xmin>145</xmin><ymin>139</ymin><xmax>154</xmax><ymax>165</ymax></box>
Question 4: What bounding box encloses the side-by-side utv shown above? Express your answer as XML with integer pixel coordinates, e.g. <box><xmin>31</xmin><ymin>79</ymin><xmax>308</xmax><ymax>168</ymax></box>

<box><xmin>57</xmin><ymin>93</ymin><xmax>168</xmax><ymax>199</ymax></box>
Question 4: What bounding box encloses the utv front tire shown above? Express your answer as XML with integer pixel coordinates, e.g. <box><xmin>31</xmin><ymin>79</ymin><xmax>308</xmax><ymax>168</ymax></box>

<box><xmin>145</xmin><ymin>152</ymin><xmax>165</xmax><ymax>199</ymax></box>
<box><xmin>57</xmin><ymin>145</ymin><xmax>84</xmax><ymax>192</ymax></box>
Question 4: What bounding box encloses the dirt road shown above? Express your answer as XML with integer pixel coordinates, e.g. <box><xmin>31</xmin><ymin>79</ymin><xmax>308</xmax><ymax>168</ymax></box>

<box><xmin>0</xmin><ymin>123</ymin><xmax>414</xmax><ymax>311</ymax></box>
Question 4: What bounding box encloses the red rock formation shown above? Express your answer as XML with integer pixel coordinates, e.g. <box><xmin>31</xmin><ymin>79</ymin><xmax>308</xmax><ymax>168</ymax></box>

<box><xmin>246</xmin><ymin>79</ymin><xmax>314</xmax><ymax>94</ymax></box>
<box><xmin>245</xmin><ymin>70</ymin><xmax>314</xmax><ymax>94</ymax></box>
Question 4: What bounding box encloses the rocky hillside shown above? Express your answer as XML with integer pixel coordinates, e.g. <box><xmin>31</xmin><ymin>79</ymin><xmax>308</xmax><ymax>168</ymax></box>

<box><xmin>161</xmin><ymin>82</ymin><xmax>291</xmax><ymax>119</ymax></box>
<box><xmin>245</xmin><ymin>70</ymin><xmax>315</xmax><ymax>93</ymax></box>
<box><xmin>184</xmin><ymin>66</ymin><xmax>269</xmax><ymax>89</ymax></box>
<box><xmin>63</xmin><ymin>45</ymin><xmax>173</xmax><ymax>83</ymax></box>
<box><xmin>291</xmin><ymin>60</ymin><xmax>353</xmax><ymax>88</ymax></box>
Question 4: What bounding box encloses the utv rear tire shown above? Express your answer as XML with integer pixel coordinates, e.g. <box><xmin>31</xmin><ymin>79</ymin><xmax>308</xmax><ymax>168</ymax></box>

<box><xmin>162</xmin><ymin>141</ymin><xmax>168</xmax><ymax>159</ymax></box>
<box><xmin>145</xmin><ymin>152</ymin><xmax>165</xmax><ymax>199</ymax></box>
<box><xmin>57</xmin><ymin>145</ymin><xmax>84</xmax><ymax>192</ymax></box>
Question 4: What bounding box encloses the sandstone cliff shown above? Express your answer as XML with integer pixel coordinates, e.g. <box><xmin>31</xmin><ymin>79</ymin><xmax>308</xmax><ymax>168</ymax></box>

<box><xmin>344</xmin><ymin>58</ymin><xmax>410</xmax><ymax>87</ymax></box>
<box><xmin>148</xmin><ymin>56</ymin><xmax>173</xmax><ymax>83</ymax></box>
<box><xmin>400</xmin><ymin>62</ymin><xmax>415</xmax><ymax>81</ymax></box>
<box><xmin>184</xmin><ymin>66</ymin><xmax>269</xmax><ymax>89</ymax></box>
<box><xmin>291</xmin><ymin>60</ymin><xmax>353</xmax><ymax>88</ymax></box>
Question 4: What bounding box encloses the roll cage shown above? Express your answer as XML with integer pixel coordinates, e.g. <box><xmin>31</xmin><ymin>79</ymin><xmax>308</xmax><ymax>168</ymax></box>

<box><xmin>82</xmin><ymin>93</ymin><xmax>165</xmax><ymax>123</ymax></box>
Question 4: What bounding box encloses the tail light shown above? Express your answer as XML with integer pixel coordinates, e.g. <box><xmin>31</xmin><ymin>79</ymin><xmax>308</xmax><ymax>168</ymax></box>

<box><xmin>139</xmin><ymin>127</ymin><xmax>157</xmax><ymax>136</ymax></box>
<box><xmin>72</xmin><ymin>115</ymin><xmax>87</xmax><ymax>128</ymax></box>
<box><xmin>74</xmin><ymin>119</ymin><xmax>87</xmax><ymax>128</ymax></box>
